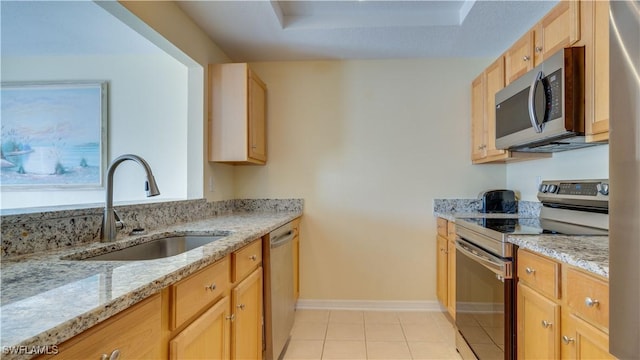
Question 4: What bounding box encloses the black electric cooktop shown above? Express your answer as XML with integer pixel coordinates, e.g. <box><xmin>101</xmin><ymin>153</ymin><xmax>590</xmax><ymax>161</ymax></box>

<box><xmin>456</xmin><ymin>217</ymin><xmax>608</xmax><ymax>236</ymax></box>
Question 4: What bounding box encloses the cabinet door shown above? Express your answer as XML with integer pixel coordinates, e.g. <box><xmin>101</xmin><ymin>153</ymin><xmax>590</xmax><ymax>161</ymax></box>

<box><xmin>561</xmin><ymin>312</ymin><xmax>615</xmax><ymax>360</ymax></box>
<box><xmin>484</xmin><ymin>57</ymin><xmax>507</xmax><ymax>157</ymax></box>
<box><xmin>39</xmin><ymin>294</ymin><xmax>162</xmax><ymax>360</ymax></box>
<box><xmin>248</xmin><ymin>70</ymin><xmax>267</xmax><ymax>163</ymax></box>
<box><xmin>436</xmin><ymin>235</ymin><xmax>448</xmax><ymax>307</ymax></box>
<box><xmin>293</xmin><ymin>220</ymin><xmax>301</xmax><ymax>300</ymax></box>
<box><xmin>587</xmin><ymin>0</ymin><xmax>610</xmax><ymax>140</ymax></box>
<box><xmin>518</xmin><ymin>283</ymin><xmax>560</xmax><ymax>360</ymax></box>
<box><xmin>446</xmin><ymin>239</ymin><xmax>456</xmax><ymax>319</ymax></box>
<box><xmin>505</xmin><ymin>31</ymin><xmax>534</xmax><ymax>84</ymax></box>
<box><xmin>535</xmin><ymin>0</ymin><xmax>580</xmax><ymax>65</ymax></box>
<box><xmin>232</xmin><ymin>267</ymin><xmax>264</xmax><ymax>360</ymax></box>
<box><xmin>170</xmin><ymin>296</ymin><xmax>231</xmax><ymax>360</ymax></box>
<box><xmin>471</xmin><ymin>73</ymin><xmax>486</xmax><ymax>161</ymax></box>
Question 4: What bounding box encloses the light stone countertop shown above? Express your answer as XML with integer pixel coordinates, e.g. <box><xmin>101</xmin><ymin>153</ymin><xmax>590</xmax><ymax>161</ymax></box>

<box><xmin>0</xmin><ymin>211</ymin><xmax>301</xmax><ymax>359</ymax></box>
<box><xmin>434</xmin><ymin>211</ymin><xmax>609</xmax><ymax>279</ymax></box>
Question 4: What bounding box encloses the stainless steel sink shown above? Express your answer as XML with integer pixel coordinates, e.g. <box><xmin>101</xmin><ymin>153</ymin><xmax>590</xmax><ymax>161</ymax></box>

<box><xmin>81</xmin><ymin>234</ymin><xmax>228</xmax><ymax>261</ymax></box>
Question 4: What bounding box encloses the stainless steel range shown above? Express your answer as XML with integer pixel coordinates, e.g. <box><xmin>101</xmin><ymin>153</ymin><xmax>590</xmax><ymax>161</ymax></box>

<box><xmin>454</xmin><ymin>179</ymin><xmax>609</xmax><ymax>360</ymax></box>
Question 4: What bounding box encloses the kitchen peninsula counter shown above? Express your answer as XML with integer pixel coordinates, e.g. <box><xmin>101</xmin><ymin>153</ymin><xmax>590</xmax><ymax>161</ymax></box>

<box><xmin>0</xmin><ymin>210</ymin><xmax>301</xmax><ymax>359</ymax></box>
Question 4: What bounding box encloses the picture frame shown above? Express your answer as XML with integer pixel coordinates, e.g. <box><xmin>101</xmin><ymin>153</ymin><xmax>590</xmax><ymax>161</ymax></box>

<box><xmin>1</xmin><ymin>81</ymin><xmax>108</xmax><ymax>190</ymax></box>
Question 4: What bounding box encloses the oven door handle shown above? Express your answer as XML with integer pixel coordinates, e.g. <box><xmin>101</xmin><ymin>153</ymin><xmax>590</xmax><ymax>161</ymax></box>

<box><xmin>456</xmin><ymin>239</ymin><xmax>512</xmax><ymax>279</ymax></box>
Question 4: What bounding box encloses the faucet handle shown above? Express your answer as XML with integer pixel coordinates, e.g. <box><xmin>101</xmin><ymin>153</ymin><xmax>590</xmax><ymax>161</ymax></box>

<box><xmin>113</xmin><ymin>210</ymin><xmax>125</xmax><ymax>230</ymax></box>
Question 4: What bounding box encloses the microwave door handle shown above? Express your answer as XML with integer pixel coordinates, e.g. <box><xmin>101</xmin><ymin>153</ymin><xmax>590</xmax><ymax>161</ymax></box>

<box><xmin>528</xmin><ymin>71</ymin><xmax>545</xmax><ymax>133</ymax></box>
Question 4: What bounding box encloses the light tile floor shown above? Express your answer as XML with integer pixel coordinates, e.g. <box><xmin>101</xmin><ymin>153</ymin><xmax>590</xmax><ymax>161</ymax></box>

<box><xmin>283</xmin><ymin>310</ymin><xmax>462</xmax><ymax>360</ymax></box>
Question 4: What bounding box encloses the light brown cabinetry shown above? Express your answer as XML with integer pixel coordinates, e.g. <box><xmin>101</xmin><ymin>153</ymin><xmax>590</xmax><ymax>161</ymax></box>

<box><xmin>506</xmin><ymin>0</ymin><xmax>580</xmax><ymax>84</ymax></box>
<box><xmin>506</xmin><ymin>31</ymin><xmax>535</xmax><ymax>85</ymax></box>
<box><xmin>169</xmin><ymin>238</ymin><xmax>264</xmax><ymax>360</ymax></box>
<box><xmin>517</xmin><ymin>249</ymin><xmax>615</xmax><ymax>360</ymax></box>
<box><xmin>37</xmin><ymin>294</ymin><xmax>162</xmax><ymax>360</ymax></box>
<box><xmin>231</xmin><ymin>267</ymin><xmax>263</xmax><ymax>360</ymax></box>
<box><xmin>580</xmin><ymin>0</ymin><xmax>610</xmax><ymax>141</ymax></box>
<box><xmin>518</xmin><ymin>282</ymin><xmax>561</xmax><ymax>359</ymax></box>
<box><xmin>169</xmin><ymin>296</ymin><xmax>231</xmax><ymax>359</ymax></box>
<box><xmin>209</xmin><ymin>63</ymin><xmax>267</xmax><ymax>165</ymax></box>
<box><xmin>292</xmin><ymin>218</ymin><xmax>301</xmax><ymax>300</ymax></box>
<box><xmin>435</xmin><ymin>217</ymin><xmax>456</xmax><ymax>319</ymax></box>
<box><xmin>533</xmin><ymin>0</ymin><xmax>581</xmax><ymax>66</ymax></box>
<box><xmin>472</xmin><ymin>57</ymin><xmax>508</xmax><ymax>163</ymax></box>
<box><xmin>472</xmin><ymin>0</ymin><xmax>601</xmax><ymax>165</ymax></box>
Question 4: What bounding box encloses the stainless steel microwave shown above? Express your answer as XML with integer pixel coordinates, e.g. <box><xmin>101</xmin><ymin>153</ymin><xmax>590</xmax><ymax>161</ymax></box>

<box><xmin>495</xmin><ymin>47</ymin><xmax>597</xmax><ymax>152</ymax></box>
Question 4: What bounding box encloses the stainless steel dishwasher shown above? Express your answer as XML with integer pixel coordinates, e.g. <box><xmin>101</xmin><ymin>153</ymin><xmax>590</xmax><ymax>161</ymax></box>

<box><xmin>263</xmin><ymin>222</ymin><xmax>295</xmax><ymax>360</ymax></box>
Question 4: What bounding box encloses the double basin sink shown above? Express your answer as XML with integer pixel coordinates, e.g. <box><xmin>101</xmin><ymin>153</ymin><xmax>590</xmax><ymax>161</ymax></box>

<box><xmin>67</xmin><ymin>233</ymin><xmax>231</xmax><ymax>261</ymax></box>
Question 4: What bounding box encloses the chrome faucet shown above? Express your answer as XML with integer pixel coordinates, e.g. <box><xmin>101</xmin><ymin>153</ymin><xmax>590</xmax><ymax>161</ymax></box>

<box><xmin>101</xmin><ymin>154</ymin><xmax>160</xmax><ymax>242</ymax></box>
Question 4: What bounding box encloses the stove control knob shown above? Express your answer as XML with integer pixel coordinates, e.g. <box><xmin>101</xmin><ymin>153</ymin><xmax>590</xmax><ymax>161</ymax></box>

<box><xmin>539</xmin><ymin>184</ymin><xmax>548</xmax><ymax>193</ymax></box>
<box><xmin>597</xmin><ymin>183</ymin><xmax>609</xmax><ymax>195</ymax></box>
<box><xmin>547</xmin><ymin>184</ymin><xmax>558</xmax><ymax>193</ymax></box>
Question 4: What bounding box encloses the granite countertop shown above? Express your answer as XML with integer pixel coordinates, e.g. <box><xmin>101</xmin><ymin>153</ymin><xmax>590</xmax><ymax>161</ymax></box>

<box><xmin>0</xmin><ymin>211</ymin><xmax>301</xmax><ymax>359</ymax></box>
<box><xmin>435</xmin><ymin>210</ymin><xmax>609</xmax><ymax>279</ymax></box>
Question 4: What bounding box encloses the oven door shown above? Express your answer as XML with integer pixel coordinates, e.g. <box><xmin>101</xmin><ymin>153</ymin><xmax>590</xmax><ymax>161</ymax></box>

<box><xmin>455</xmin><ymin>238</ymin><xmax>516</xmax><ymax>360</ymax></box>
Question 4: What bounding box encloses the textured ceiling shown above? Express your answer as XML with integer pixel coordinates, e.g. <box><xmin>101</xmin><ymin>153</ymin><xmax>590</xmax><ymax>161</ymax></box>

<box><xmin>177</xmin><ymin>0</ymin><xmax>560</xmax><ymax>62</ymax></box>
<box><xmin>1</xmin><ymin>1</ymin><xmax>161</xmax><ymax>57</ymax></box>
<box><xmin>1</xmin><ymin>0</ymin><xmax>559</xmax><ymax>62</ymax></box>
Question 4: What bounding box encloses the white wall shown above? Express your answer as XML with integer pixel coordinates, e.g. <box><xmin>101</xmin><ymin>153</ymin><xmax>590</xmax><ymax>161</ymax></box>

<box><xmin>506</xmin><ymin>145</ymin><xmax>609</xmax><ymax>200</ymax></box>
<box><xmin>1</xmin><ymin>54</ymin><xmax>189</xmax><ymax>209</ymax></box>
<box><xmin>234</xmin><ymin>59</ymin><xmax>506</xmax><ymax>302</ymax></box>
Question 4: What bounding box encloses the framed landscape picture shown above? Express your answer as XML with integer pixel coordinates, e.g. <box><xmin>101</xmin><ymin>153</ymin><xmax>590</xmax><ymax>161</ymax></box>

<box><xmin>1</xmin><ymin>81</ymin><xmax>108</xmax><ymax>189</ymax></box>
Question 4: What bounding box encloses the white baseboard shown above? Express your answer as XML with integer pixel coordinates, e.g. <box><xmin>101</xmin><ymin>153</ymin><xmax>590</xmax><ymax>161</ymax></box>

<box><xmin>295</xmin><ymin>299</ymin><xmax>445</xmax><ymax>312</ymax></box>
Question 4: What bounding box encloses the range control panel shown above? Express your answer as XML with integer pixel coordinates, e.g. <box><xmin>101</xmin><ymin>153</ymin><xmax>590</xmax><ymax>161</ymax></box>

<box><xmin>538</xmin><ymin>179</ymin><xmax>609</xmax><ymax>198</ymax></box>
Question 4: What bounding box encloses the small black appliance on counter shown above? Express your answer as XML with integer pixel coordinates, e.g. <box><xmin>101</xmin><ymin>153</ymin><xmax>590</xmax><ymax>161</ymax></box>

<box><xmin>479</xmin><ymin>190</ymin><xmax>518</xmax><ymax>214</ymax></box>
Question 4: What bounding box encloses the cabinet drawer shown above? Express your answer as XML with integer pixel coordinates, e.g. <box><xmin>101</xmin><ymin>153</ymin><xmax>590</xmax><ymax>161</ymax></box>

<box><xmin>437</xmin><ymin>218</ymin><xmax>448</xmax><ymax>238</ymax></box>
<box><xmin>565</xmin><ymin>268</ymin><xmax>609</xmax><ymax>330</ymax></box>
<box><xmin>518</xmin><ymin>249</ymin><xmax>561</xmax><ymax>300</ymax></box>
<box><xmin>40</xmin><ymin>294</ymin><xmax>162</xmax><ymax>359</ymax></box>
<box><xmin>171</xmin><ymin>256</ymin><xmax>230</xmax><ymax>330</ymax></box>
<box><xmin>233</xmin><ymin>239</ymin><xmax>262</xmax><ymax>283</ymax></box>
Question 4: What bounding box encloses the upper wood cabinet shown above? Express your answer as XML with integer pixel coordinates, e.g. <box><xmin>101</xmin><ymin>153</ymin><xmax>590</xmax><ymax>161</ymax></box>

<box><xmin>505</xmin><ymin>31</ymin><xmax>535</xmax><ymax>85</ymax></box>
<box><xmin>209</xmin><ymin>63</ymin><xmax>267</xmax><ymax>165</ymax></box>
<box><xmin>533</xmin><ymin>0</ymin><xmax>581</xmax><ymax>66</ymax></box>
<box><xmin>580</xmin><ymin>0</ymin><xmax>610</xmax><ymax>141</ymax></box>
<box><xmin>506</xmin><ymin>0</ymin><xmax>580</xmax><ymax>85</ymax></box>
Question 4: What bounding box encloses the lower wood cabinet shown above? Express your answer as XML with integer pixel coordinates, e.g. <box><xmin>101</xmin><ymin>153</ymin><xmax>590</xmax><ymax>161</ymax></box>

<box><xmin>169</xmin><ymin>239</ymin><xmax>264</xmax><ymax>360</ymax></box>
<box><xmin>231</xmin><ymin>267</ymin><xmax>263</xmax><ymax>360</ymax></box>
<box><xmin>37</xmin><ymin>293</ymin><xmax>162</xmax><ymax>360</ymax></box>
<box><xmin>561</xmin><ymin>311</ymin><xmax>615</xmax><ymax>360</ymax></box>
<box><xmin>518</xmin><ymin>282</ymin><xmax>561</xmax><ymax>359</ymax></box>
<box><xmin>435</xmin><ymin>217</ymin><xmax>456</xmax><ymax>320</ymax></box>
<box><xmin>169</xmin><ymin>296</ymin><xmax>231</xmax><ymax>359</ymax></box>
<box><xmin>517</xmin><ymin>248</ymin><xmax>614</xmax><ymax>360</ymax></box>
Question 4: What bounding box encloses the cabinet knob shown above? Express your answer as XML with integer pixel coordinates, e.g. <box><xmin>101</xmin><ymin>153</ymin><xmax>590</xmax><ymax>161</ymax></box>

<box><xmin>562</xmin><ymin>335</ymin><xmax>576</xmax><ymax>344</ymax></box>
<box><xmin>249</xmin><ymin>255</ymin><xmax>257</xmax><ymax>261</ymax></box>
<box><xmin>535</xmin><ymin>46</ymin><xmax>543</xmax><ymax>53</ymax></box>
<box><xmin>541</xmin><ymin>320</ymin><xmax>552</xmax><ymax>328</ymax></box>
<box><xmin>226</xmin><ymin>314</ymin><xmax>236</xmax><ymax>321</ymax></box>
<box><xmin>585</xmin><ymin>297</ymin><xmax>600</xmax><ymax>307</ymax></box>
<box><xmin>523</xmin><ymin>55</ymin><xmax>531</xmax><ymax>61</ymax></box>
<box><xmin>525</xmin><ymin>267</ymin><xmax>536</xmax><ymax>275</ymax></box>
<box><xmin>237</xmin><ymin>303</ymin><xmax>246</xmax><ymax>310</ymax></box>
<box><xmin>109</xmin><ymin>350</ymin><xmax>121</xmax><ymax>360</ymax></box>
<box><xmin>205</xmin><ymin>283</ymin><xmax>217</xmax><ymax>291</ymax></box>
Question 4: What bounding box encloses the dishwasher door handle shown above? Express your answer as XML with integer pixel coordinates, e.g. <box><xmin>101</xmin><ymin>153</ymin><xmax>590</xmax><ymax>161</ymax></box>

<box><xmin>271</xmin><ymin>230</ymin><xmax>294</xmax><ymax>249</ymax></box>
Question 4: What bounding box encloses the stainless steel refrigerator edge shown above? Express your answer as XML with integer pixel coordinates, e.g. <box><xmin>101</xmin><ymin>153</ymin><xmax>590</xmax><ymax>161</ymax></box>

<box><xmin>609</xmin><ymin>1</ymin><xmax>640</xmax><ymax>358</ymax></box>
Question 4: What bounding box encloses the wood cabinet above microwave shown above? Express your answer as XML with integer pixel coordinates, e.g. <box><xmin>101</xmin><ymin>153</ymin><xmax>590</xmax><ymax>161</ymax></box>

<box><xmin>209</xmin><ymin>63</ymin><xmax>267</xmax><ymax>165</ymax></box>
